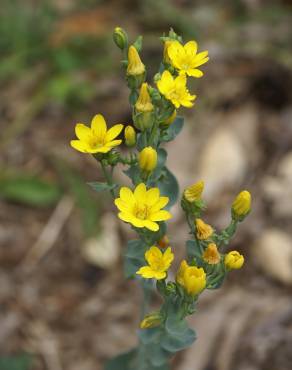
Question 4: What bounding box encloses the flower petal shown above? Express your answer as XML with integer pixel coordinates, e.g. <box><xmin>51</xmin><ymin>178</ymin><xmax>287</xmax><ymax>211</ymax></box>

<box><xmin>187</xmin><ymin>69</ymin><xmax>203</xmax><ymax>78</ymax></box>
<box><xmin>75</xmin><ymin>123</ymin><xmax>91</xmax><ymax>141</ymax></box>
<box><xmin>114</xmin><ymin>198</ymin><xmax>134</xmax><ymax>213</ymax></box>
<box><xmin>105</xmin><ymin>139</ymin><xmax>122</xmax><ymax>148</ymax></box>
<box><xmin>105</xmin><ymin>124</ymin><xmax>124</xmax><ymax>142</ymax></box>
<box><xmin>146</xmin><ymin>188</ymin><xmax>160</xmax><ymax>206</ymax></box>
<box><xmin>163</xmin><ymin>247</ymin><xmax>174</xmax><ymax>267</ymax></box>
<box><xmin>90</xmin><ymin>146</ymin><xmax>111</xmax><ymax>153</ymax></box>
<box><xmin>157</xmin><ymin>71</ymin><xmax>174</xmax><ymax>95</ymax></box>
<box><xmin>70</xmin><ymin>140</ymin><xmax>88</xmax><ymax>153</ymax></box>
<box><xmin>150</xmin><ymin>197</ymin><xmax>169</xmax><ymax>213</ymax></box>
<box><xmin>136</xmin><ymin>266</ymin><xmax>156</xmax><ymax>278</ymax></box>
<box><xmin>134</xmin><ymin>183</ymin><xmax>147</xmax><ymax>202</ymax></box>
<box><xmin>153</xmin><ymin>271</ymin><xmax>167</xmax><ymax>280</ymax></box>
<box><xmin>149</xmin><ymin>210</ymin><xmax>172</xmax><ymax>222</ymax></box>
<box><xmin>145</xmin><ymin>246</ymin><xmax>162</xmax><ymax>265</ymax></box>
<box><xmin>143</xmin><ymin>220</ymin><xmax>159</xmax><ymax>232</ymax></box>
<box><xmin>91</xmin><ymin>114</ymin><xmax>107</xmax><ymax>140</ymax></box>
<box><xmin>119</xmin><ymin>187</ymin><xmax>135</xmax><ymax>204</ymax></box>
<box><xmin>184</xmin><ymin>40</ymin><xmax>198</xmax><ymax>55</ymax></box>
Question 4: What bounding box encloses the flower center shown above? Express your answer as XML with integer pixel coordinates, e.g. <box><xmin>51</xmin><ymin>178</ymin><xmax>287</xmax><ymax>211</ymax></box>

<box><xmin>88</xmin><ymin>136</ymin><xmax>104</xmax><ymax>149</ymax></box>
<box><xmin>168</xmin><ymin>88</ymin><xmax>180</xmax><ymax>101</ymax></box>
<box><xmin>135</xmin><ymin>204</ymin><xmax>148</xmax><ymax>220</ymax></box>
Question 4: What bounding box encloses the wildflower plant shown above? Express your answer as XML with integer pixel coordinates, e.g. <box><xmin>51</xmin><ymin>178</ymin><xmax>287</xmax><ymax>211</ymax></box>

<box><xmin>70</xmin><ymin>28</ymin><xmax>252</xmax><ymax>370</ymax></box>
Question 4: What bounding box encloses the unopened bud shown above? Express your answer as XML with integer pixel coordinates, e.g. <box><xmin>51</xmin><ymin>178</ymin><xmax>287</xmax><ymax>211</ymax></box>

<box><xmin>195</xmin><ymin>218</ymin><xmax>213</xmax><ymax>240</ymax></box>
<box><xmin>224</xmin><ymin>251</ymin><xmax>244</xmax><ymax>270</ymax></box>
<box><xmin>184</xmin><ymin>181</ymin><xmax>204</xmax><ymax>203</ymax></box>
<box><xmin>135</xmin><ymin>83</ymin><xmax>154</xmax><ymax>113</ymax></box>
<box><xmin>203</xmin><ymin>243</ymin><xmax>220</xmax><ymax>265</ymax></box>
<box><xmin>232</xmin><ymin>190</ymin><xmax>251</xmax><ymax>221</ymax></box>
<box><xmin>138</xmin><ymin>146</ymin><xmax>157</xmax><ymax>172</ymax></box>
<box><xmin>113</xmin><ymin>27</ymin><xmax>128</xmax><ymax>50</ymax></box>
<box><xmin>158</xmin><ymin>235</ymin><xmax>169</xmax><ymax>248</ymax></box>
<box><xmin>124</xmin><ymin>125</ymin><xmax>136</xmax><ymax>147</ymax></box>
<box><xmin>127</xmin><ymin>45</ymin><xmax>145</xmax><ymax>76</ymax></box>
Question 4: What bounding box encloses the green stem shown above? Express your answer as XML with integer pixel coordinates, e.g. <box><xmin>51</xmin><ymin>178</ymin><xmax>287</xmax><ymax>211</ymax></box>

<box><xmin>100</xmin><ymin>160</ymin><xmax>115</xmax><ymax>198</ymax></box>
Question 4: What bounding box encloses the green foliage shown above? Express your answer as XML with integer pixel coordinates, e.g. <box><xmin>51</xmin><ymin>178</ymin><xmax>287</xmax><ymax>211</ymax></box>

<box><xmin>0</xmin><ymin>174</ymin><xmax>61</xmax><ymax>207</ymax></box>
<box><xmin>104</xmin><ymin>349</ymin><xmax>137</xmax><ymax>370</ymax></box>
<box><xmin>156</xmin><ymin>167</ymin><xmax>179</xmax><ymax>208</ymax></box>
<box><xmin>186</xmin><ymin>239</ymin><xmax>204</xmax><ymax>265</ymax></box>
<box><xmin>124</xmin><ymin>239</ymin><xmax>149</xmax><ymax>278</ymax></box>
<box><xmin>0</xmin><ymin>353</ymin><xmax>33</xmax><ymax>370</ymax></box>
<box><xmin>160</xmin><ymin>116</ymin><xmax>184</xmax><ymax>142</ymax></box>
<box><xmin>88</xmin><ymin>181</ymin><xmax>118</xmax><ymax>193</ymax></box>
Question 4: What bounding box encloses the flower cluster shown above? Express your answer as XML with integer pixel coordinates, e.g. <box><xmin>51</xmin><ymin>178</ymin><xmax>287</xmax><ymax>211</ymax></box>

<box><xmin>69</xmin><ymin>27</ymin><xmax>252</xmax><ymax>369</ymax></box>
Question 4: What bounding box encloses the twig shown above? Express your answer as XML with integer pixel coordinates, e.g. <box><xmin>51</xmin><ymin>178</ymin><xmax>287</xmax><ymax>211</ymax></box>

<box><xmin>20</xmin><ymin>195</ymin><xmax>74</xmax><ymax>270</ymax></box>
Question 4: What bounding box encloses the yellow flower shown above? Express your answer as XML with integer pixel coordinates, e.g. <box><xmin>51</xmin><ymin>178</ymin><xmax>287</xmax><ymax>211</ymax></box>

<box><xmin>140</xmin><ymin>311</ymin><xmax>162</xmax><ymax>329</ymax></box>
<box><xmin>232</xmin><ymin>190</ymin><xmax>251</xmax><ymax>218</ymax></box>
<box><xmin>225</xmin><ymin>251</ymin><xmax>244</xmax><ymax>270</ymax></box>
<box><xmin>195</xmin><ymin>218</ymin><xmax>213</xmax><ymax>240</ymax></box>
<box><xmin>176</xmin><ymin>260</ymin><xmax>206</xmax><ymax>296</ymax></box>
<box><xmin>114</xmin><ymin>183</ymin><xmax>172</xmax><ymax>232</ymax></box>
<box><xmin>168</xmin><ymin>40</ymin><xmax>209</xmax><ymax>78</ymax></box>
<box><xmin>124</xmin><ymin>125</ymin><xmax>136</xmax><ymax>147</ymax></box>
<box><xmin>135</xmin><ymin>83</ymin><xmax>154</xmax><ymax>112</ymax></box>
<box><xmin>70</xmin><ymin>114</ymin><xmax>123</xmax><ymax>154</ymax></box>
<box><xmin>157</xmin><ymin>70</ymin><xmax>196</xmax><ymax>108</ymax></box>
<box><xmin>127</xmin><ymin>45</ymin><xmax>145</xmax><ymax>76</ymax></box>
<box><xmin>184</xmin><ymin>180</ymin><xmax>204</xmax><ymax>202</ymax></box>
<box><xmin>136</xmin><ymin>246</ymin><xmax>174</xmax><ymax>280</ymax></box>
<box><xmin>203</xmin><ymin>243</ymin><xmax>220</xmax><ymax>265</ymax></box>
<box><xmin>138</xmin><ymin>146</ymin><xmax>157</xmax><ymax>172</ymax></box>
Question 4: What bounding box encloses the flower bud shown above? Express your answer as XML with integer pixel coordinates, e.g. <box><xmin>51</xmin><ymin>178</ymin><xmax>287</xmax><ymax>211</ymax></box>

<box><xmin>113</xmin><ymin>27</ymin><xmax>128</xmax><ymax>50</ymax></box>
<box><xmin>195</xmin><ymin>218</ymin><xmax>213</xmax><ymax>240</ymax></box>
<box><xmin>135</xmin><ymin>83</ymin><xmax>154</xmax><ymax>112</ymax></box>
<box><xmin>158</xmin><ymin>235</ymin><xmax>169</xmax><ymax>248</ymax></box>
<box><xmin>203</xmin><ymin>243</ymin><xmax>220</xmax><ymax>265</ymax></box>
<box><xmin>224</xmin><ymin>251</ymin><xmax>244</xmax><ymax>270</ymax></box>
<box><xmin>232</xmin><ymin>190</ymin><xmax>251</xmax><ymax>220</ymax></box>
<box><xmin>124</xmin><ymin>125</ymin><xmax>136</xmax><ymax>147</ymax></box>
<box><xmin>138</xmin><ymin>146</ymin><xmax>157</xmax><ymax>172</ymax></box>
<box><xmin>176</xmin><ymin>260</ymin><xmax>206</xmax><ymax>296</ymax></box>
<box><xmin>127</xmin><ymin>45</ymin><xmax>145</xmax><ymax>76</ymax></box>
<box><xmin>184</xmin><ymin>181</ymin><xmax>204</xmax><ymax>203</ymax></box>
<box><xmin>140</xmin><ymin>311</ymin><xmax>162</xmax><ymax>329</ymax></box>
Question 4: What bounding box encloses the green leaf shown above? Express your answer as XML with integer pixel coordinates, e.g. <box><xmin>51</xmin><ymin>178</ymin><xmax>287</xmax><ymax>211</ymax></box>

<box><xmin>138</xmin><ymin>327</ymin><xmax>161</xmax><ymax>345</ymax></box>
<box><xmin>88</xmin><ymin>182</ymin><xmax>117</xmax><ymax>192</ymax></box>
<box><xmin>123</xmin><ymin>164</ymin><xmax>141</xmax><ymax>186</ymax></box>
<box><xmin>104</xmin><ymin>349</ymin><xmax>137</xmax><ymax>370</ymax></box>
<box><xmin>124</xmin><ymin>239</ymin><xmax>148</xmax><ymax>278</ymax></box>
<box><xmin>0</xmin><ymin>353</ymin><xmax>33</xmax><ymax>370</ymax></box>
<box><xmin>186</xmin><ymin>239</ymin><xmax>204</xmax><ymax>264</ymax></box>
<box><xmin>160</xmin><ymin>327</ymin><xmax>196</xmax><ymax>352</ymax></box>
<box><xmin>136</xmin><ymin>132</ymin><xmax>148</xmax><ymax>151</ymax></box>
<box><xmin>133</xmin><ymin>36</ymin><xmax>143</xmax><ymax>52</ymax></box>
<box><xmin>157</xmin><ymin>167</ymin><xmax>179</xmax><ymax>208</ymax></box>
<box><xmin>0</xmin><ymin>175</ymin><xmax>61</xmax><ymax>207</ymax></box>
<box><xmin>161</xmin><ymin>116</ymin><xmax>184</xmax><ymax>142</ymax></box>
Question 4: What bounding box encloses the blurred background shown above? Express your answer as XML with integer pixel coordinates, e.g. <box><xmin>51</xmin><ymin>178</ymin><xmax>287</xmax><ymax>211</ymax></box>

<box><xmin>1</xmin><ymin>0</ymin><xmax>292</xmax><ymax>369</ymax></box>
